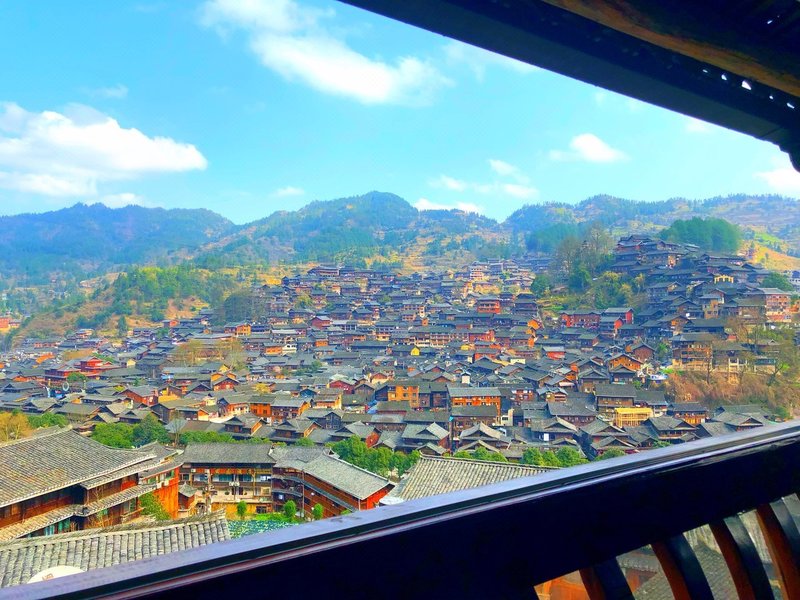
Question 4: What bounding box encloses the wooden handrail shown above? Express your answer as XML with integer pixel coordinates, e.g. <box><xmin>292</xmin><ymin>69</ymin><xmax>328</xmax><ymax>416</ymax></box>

<box><xmin>7</xmin><ymin>421</ymin><xmax>800</xmax><ymax>600</ymax></box>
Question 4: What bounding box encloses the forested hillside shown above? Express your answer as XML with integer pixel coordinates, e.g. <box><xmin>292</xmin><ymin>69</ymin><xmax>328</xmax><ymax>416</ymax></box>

<box><xmin>0</xmin><ymin>203</ymin><xmax>235</xmax><ymax>283</ymax></box>
<box><xmin>2</xmin><ymin>192</ymin><xmax>799</xmax><ymax>290</ymax></box>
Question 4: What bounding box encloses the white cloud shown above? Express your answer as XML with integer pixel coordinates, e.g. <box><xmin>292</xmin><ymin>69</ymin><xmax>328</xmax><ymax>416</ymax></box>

<box><xmin>685</xmin><ymin>117</ymin><xmax>712</xmax><ymax>133</ymax></box>
<box><xmin>430</xmin><ymin>172</ymin><xmax>537</xmax><ymax>200</ymax></box>
<box><xmin>100</xmin><ymin>192</ymin><xmax>155</xmax><ymax>208</ymax></box>
<box><xmin>549</xmin><ymin>133</ymin><xmax>628</xmax><ymax>163</ymax></box>
<box><xmin>201</xmin><ymin>0</ymin><xmax>451</xmax><ymax>106</ymax></box>
<box><xmin>442</xmin><ymin>41</ymin><xmax>538</xmax><ymax>81</ymax></box>
<box><xmin>501</xmin><ymin>183</ymin><xmax>537</xmax><ymax>199</ymax></box>
<box><xmin>414</xmin><ymin>198</ymin><xmax>483</xmax><ymax>214</ymax></box>
<box><xmin>431</xmin><ymin>175</ymin><xmax>469</xmax><ymax>192</ymax></box>
<box><xmin>0</xmin><ymin>102</ymin><xmax>207</xmax><ymax>197</ymax></box>
<box><xmin>488</xmin><ymin>158</ymin><xmax>529</xmax><ymax>184</ymax></box>
<box><xmin>488</xmin><ymin>159</ymin><xmax>516</xmax><ymax>177</ymax></box>
<box><xmin>273</xmin><ymin>185</ymin><xmax>304</xmax><ymax>197</ymax></box>
<box><xmin>86</xmin><ymin>84</ymin><xmax>129</xmax><ymax>99</ymax></box>
<box><xmin>755</xmin><ymin>161</ymin><xmax>800</xmax><ymax>193</ymax></box>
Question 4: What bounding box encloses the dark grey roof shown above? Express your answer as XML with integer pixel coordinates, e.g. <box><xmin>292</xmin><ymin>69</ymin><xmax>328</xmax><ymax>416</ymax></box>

<box><xmin>387</xmin><ymin>456</ymin><xmax>551</xmax><ymax>501</ymax></box>
<box><xmin>0</xmin><ymin>513</ymin><xmax>230</xmax><ymax>589</ymax></box>
<box><xmin>302</xmin><ymin>454</ymin><xmax>392</xmax><ymax>500</ymax></box>
<box><xmin>0</xmin><ymin>429</ymin><xmax>154</xmax><ymax>508</ymax></box>
<box><xmin>181</xmin><ymin>443</ymin><xmax>276</xmax><ymax>466</ymax></box>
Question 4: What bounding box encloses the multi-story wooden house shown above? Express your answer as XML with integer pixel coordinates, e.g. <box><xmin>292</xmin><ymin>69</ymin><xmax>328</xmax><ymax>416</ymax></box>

<box><xmin>0</xmin><ymin>429</ymin><xmax>163</xmax><ymax>541</ymax></box>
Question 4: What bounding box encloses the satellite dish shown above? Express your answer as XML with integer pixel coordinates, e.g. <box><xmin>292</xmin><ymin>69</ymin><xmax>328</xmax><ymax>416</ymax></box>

<box><xmin>28</xmin><ymin>565</ymin><xmax>84</xmax><ymax>583</ymax></box>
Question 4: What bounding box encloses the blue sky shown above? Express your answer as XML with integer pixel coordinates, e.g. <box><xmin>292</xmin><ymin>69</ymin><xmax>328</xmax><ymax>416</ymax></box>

<box><xmin>1</xmin><ymin>0</ymin><xmax>799</xmax><ymax>224</ymax></box>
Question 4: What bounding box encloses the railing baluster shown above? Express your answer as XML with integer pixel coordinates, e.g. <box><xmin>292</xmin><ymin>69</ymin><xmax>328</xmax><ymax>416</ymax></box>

<box><xmin>710</xmin><ymin>515</ymin><xmax>774</xmax><ymax>600</ymax></box>
<box><xmin>652</xmin><ymin>535</ymin><xmax>713</xmax><ymax>600</ymax></box>
<box><xmin>579</xmin><ymin>559</ymin><xmax>634</xmax><ymax>600</ymax></box>
<box><xmin>757</xmin><ymin>499</ymin><xmax>800</xmax><ymax>599</ymax></box>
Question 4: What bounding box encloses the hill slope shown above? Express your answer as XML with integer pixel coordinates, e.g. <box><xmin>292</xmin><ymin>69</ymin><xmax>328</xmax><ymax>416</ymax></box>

<box><xmin>3</xmin><ymin>192</ymin><xmax>800</xmax><ymax>287</ymax></box>
<box><xmin>0</xmin><ymin>203</ymin><xmax>235</xmax><ymax>283</ymax></box>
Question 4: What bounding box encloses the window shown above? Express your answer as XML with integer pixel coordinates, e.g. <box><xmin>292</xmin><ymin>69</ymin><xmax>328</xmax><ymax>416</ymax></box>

<box><xmin>256</xmin><ymin>505</ymin><xmax>268</xmax><ymax>514</ymax></box>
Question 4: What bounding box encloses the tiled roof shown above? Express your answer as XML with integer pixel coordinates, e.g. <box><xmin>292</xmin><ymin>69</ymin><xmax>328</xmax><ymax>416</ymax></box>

<box><xmin>0</xmin><ymin>513</ymin><xmax>230</xmax><ymax>589</ymax></box>
<box><xmin>181</xmin><ymin>443</ymin><xmax>276</xmax><ymax>466</ymax></box>
<box><xmin>388</xmin><ymin>456</ymin><xmax>549</xmax><ymax>501</ymax></box>
<box><xmin>0</xmin><ymin>429</ymin><xmax>154</xmax><ymax>508</ymax></box>
<box><xmin>0</xmin><ymin>485</ymin><xmax>157</xmax><ymax>542</ymax></box>
<box><xmin>302</xmin><ymin>454</ymin><xmax>392</xmax><ymax>500</ymax></box>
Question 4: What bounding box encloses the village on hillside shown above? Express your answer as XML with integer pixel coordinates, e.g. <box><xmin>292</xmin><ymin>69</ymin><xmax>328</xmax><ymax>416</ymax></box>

<box><xmin>0</xmin><ymin>233</ymin><xmax>798</xmax><ymax>589</ymax></box>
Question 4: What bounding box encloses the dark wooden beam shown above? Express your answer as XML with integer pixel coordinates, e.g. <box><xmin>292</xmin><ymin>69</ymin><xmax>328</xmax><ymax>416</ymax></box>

<box><xmin>538</xmin><ymin>0</ymin><xmax>800</xmax><ymax>98</ymax></box>
<box><xmin>337</xmin><ymin>0</ymin><xmax>800</xmax><ymax>168</ymax></box>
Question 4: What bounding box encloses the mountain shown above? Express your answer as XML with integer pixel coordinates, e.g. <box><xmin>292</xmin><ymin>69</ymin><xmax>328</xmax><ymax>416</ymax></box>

<box><xmin>504</xmin><ymin>193</ymin><xmax>800</xmax><ymax>233</ymax></box>
<box><xmin>0</xmin><ymin>203</ymin><xmax>236</xmax><ymax>283</ymax></box>
<box><xmin>195</xmin><ymin>191</ymin><xmax>499</xmax><ymax>266</ymax></box>
<box><xmin>2</xmin><ymin>192</ymin><xmax>800</xmax><ymax>287</ymax></box>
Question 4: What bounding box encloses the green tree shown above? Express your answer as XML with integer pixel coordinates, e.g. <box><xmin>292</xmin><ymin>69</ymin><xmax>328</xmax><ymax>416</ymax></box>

<box><xmin>66</xmin><ymin>372</ymin><xmax>88</xmax><ymax>385</ymax></box>
<box><xmin>236</xmin><ymin>500</ymin><xmax>248</xmax><ymax>520</ymax></box>
<box><xmin>568</xmin><ymin>265</ymin><xmax>592</xmax><ymax>292</ymax></box>
<box><xmin>92</xmin><ymin>422</ymin><xmax>135</xmax><ymax>448</ymax></box>
<box><xmin>283</xmin><ymin>500</ymin><xmax>297</xmax><ymax>521</ymax></box>
<box><xmin>555</xmin><ymin>447</ymin><xmax>588</xmax><ymax>467</ymax></box>
<box><xmin>762</xmin><ymin>272</ymin><xmax>794</xmax><ymax>292</ymax></box>
<box><xmin>541</xmin><ymin>451</ymin><xmax>561</xmax><ymax>467</ymax></box>
<box><xmin>295</xmin><ymin>437</ymin><xmax>314</xmax><ymax>447</ymax></box>
<box><xmin>117</xmin><ymin>315</ymin><xmax>129</xmax><ymax>337</ymax></box>
<box><xmin>530</xmin><ymin>274</ymin><xmax>552</xmax><ymax>296</ymax></box>
<box><xmin>132</xmin><ymin>413</ymin><xmax>169</xmax><ymax>446</ymax></box>
<box><xmin>597</xmin><ymin>449</ymin><xmax>626</xmax><ymax>460</ymax></box>
<box><xmin>140</xmin><ymin>492</ymin><xmax>170</xmax><ymax>520</ymax></box>
<box><xmin>179</xmin><ymin>430</ymin><xmax>235</xmax><ymax>445</ymax></box>
<box><xmin>659</xmin><ymin>217</ymin><xmax>741</xmax><ymax>252</ymax></box>
<box><xmin>28</xmin><ymin>413</ymin><xmax>68</xmax><ymax>429</ymax></box>
<box><xmin>521</xmin><ymin>447</ymin><xmax>544</xmax><ymax>466</ymax></box>
<box><xmin>312</xmin><ymin>503</ymin><xmax>324</xmax><ymax>520</ymax></box>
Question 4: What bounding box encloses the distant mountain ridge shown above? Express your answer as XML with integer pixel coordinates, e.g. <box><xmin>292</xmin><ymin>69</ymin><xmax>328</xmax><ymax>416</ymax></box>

<box><xmin>1</xmin><ymin>192</ymin><xmax>798</xmax><ymax>283</ymax></box>
<box><xmin>0</xmin><ymin>203</ymin><xmax>235</xmax><ymax>282</ymax></box>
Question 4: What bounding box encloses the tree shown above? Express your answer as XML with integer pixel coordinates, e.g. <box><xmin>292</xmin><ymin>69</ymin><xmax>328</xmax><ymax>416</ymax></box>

<box><xmin>541</xmin><ymin>450</ymin><xmax>561</xmax><ymax>467</ymax></box>
<box><xmin>553</xmin><ymin>236</ymin><xmax>582</xmax><ymax>274</ymax></box>
<box><xmin>312</xmin><ymin>503</ymin><xmax>324</xmax><ymax>521</ymax></box>
<box><xmin>295</xmin><ymin>437</ymin><xmax>314</xmax><ymax>447</ymax></box>
<box><xmin>597</xmin><ymin>449</ymin><xmax>626</xmax><ymax>460</ymax></box>
<box><xmin>555</xmin><ymin>447</ymin><xmax>588</xmax><ymax>467</ymax></box>
<box><xmin>659</xmin><ymin>217</ymin><xmax>741</xmax><ymax>252</ymax></box>
<box><xmin>92</xmin><ymin>422</ymin><xmax>134</xmax><ymax>448</ymax></box>
<box><xmin>117</xmin><ymin>315</ymin><xmax>129</xmax><ymax>337</ymax></box>
<box><xmin>567</xmin><ymin>265</ymin><xmax>591</xmax><ymax>292</ymax></box>
<box><xmin>27</xmin><ymin>412</ymin><xmax>68</xmax><ymax>429</ymax></box>
<box><xmin>132</xmin><ymin>414</ymin><xmax>169</xmax><ymax>446</ymax></box>
<box><xmin>174</xmin><ymin>339</ymin><xmax>203</xmax><ymax>367</ymax></box>
<box><xmin>140</xmin><ymin>492</ymin><xmax>170</xmax><ymax>520</ymax></box>
<box><xmin>66</xmin><ymin>372</ymin><xmax>88</xmax><ymax>385</ymax></box>
<box><xmin>0</xmin><ymin>411</ymin><xmax>31</xmax><ymax>441</ymax></box>
<box><xmin>521</xmin><ymin>447</ymin><xmax>544</xmax><ymax>466</ymax></box>
<box><xmin>179</xmin><ymin>430</ymin><xmax>235</xmax><ymax>445</ymax></box>
<box><xmin>283</xmin><ymin>500</ymin><xmax>297</xmax><ymax>521</ymax></box>
<box><xmin>530</xmin><ymin>274</ymin><xmax>552</xmax><ymax>296</ymax></box>
<box><xmin>761</xmin><ymin>272</ymin><xmax>794</xmax><ymax>291</ymax></box>
<box><xmin>236</xmin><ymin>500</ymin><xmax>247</xmax><ymax>520</ymax></box>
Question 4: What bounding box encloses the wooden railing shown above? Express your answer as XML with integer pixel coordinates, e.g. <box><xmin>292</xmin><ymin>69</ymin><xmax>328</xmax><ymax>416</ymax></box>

<box><xmin>7</xmin><ymin>421</ymin><xmax>800</xmax><ymax>599</ymax></box>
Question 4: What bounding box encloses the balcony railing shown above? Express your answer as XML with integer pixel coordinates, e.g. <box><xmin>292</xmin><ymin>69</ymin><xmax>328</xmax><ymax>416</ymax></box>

<box><xmin>8</xmin><ymin>421</ymin><xmax>800</xmax><ymax>599</ymax></box>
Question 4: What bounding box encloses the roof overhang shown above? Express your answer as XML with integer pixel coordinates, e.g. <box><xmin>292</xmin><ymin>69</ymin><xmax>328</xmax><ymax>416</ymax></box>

<box><xmin>339</xmin><ymin>0</ymin><xmax>800</xmax><ymax>169</ymax></box>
